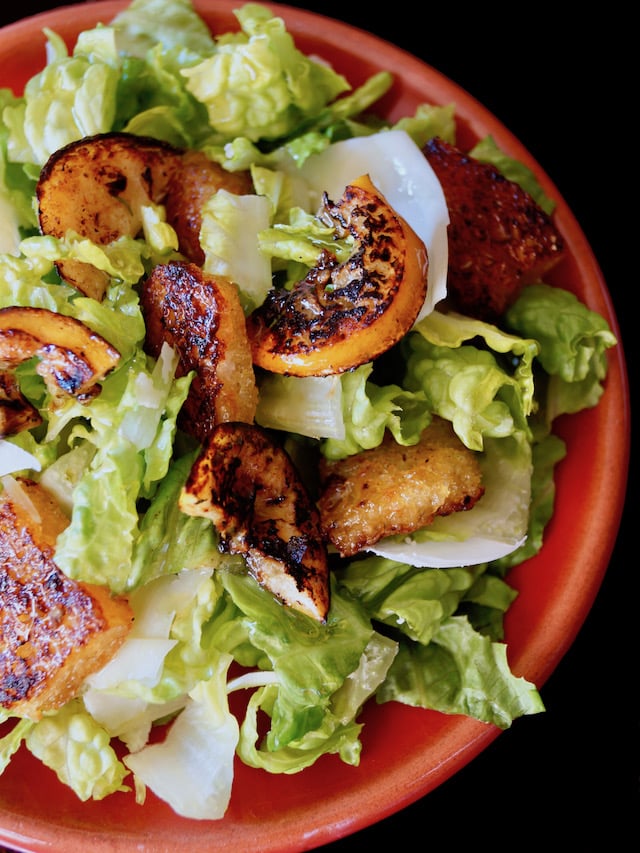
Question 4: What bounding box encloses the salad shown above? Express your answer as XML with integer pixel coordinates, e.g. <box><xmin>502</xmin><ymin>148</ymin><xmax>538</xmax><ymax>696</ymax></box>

<box><xmin>0</xmin><ymin>0</ymin><xmax>618</xmax><ymax>822</ymax></box>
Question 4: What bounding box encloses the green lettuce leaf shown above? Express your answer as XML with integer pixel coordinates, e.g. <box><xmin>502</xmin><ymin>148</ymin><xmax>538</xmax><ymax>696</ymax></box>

<box><xmin>123</xmin><ymin>654</ymin><xmax>239</xmax><ymax>820</ymax></box>
<box><xmin>377</xmin><ymin>616</ymin><xmax>544</xmax><ymax>727</ymax></box>
<box><xmin>505</xmin><ymin>283</ymin><xmax>617</xmax><ymax>421</ymax></box>
<box><xmin>404</xmin><ymin>311</ymin><xmax>537</xmax><ymax>451</ymax></box>
<box><xmin>182</xmin><ymin>2</ymin><xmax>350</xmax><ymax>142</ymax></box>
<box><xmin>111</xmin><ymin>0</ymin><xmax>216</xmax><ymax>57</ymax></box>
<box><xmin>221</xmin><ymin>572</ymin><xmax>376</xmax><ymax>752</ymax></box>
<box><xmin>25</xmin><ymin>699</ymin><xmax>130</xmax><ymax>800</ymax></box>
<box><xmin>3</xmin><ymin>28</ymin><xmax>118</xmax><ymax>166</ymax></box>
<box><xmin>322</xmin><ymin>363</ymin><xmax>432</xmax><ymax>460</ymax></box>
<box><xmin>338</xmin><ymin>556</ymin><xmax>485</xmax><ymax>645</ymax></box>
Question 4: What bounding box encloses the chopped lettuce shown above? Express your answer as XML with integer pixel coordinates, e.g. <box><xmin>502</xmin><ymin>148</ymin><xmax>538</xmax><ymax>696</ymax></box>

<box><xmin>505</xmin><ymin>283</ymin><xmax>617</xmax><ymax>421</ymax></box>
<box><xmin>25</xmin><ymin>699</ymin><xmax>130</xmax><ymax>801</ymax></box>
<box><xmin>377</xmin><ymin>616</ymin><xmax>545</xmax><ymax>726</ymax></box>
<box><xmin>404</xmin><ymin>319</ymin><xmax>534</xmax><ymax>452</ymax></box>
<box><xmin>181</xmin><ymin>3</ymin><xmax>350</xmax><ymax>143</ymax></box>
<box><xmin>123</xmin><ymin>655</ymin><xmax>239</xmax><ymax>820</ymax></box>
<box><xmin>52</xmin><ymin>345</ymin><xmax>192</xmax><ymax>593</ymax></box>
<box><xmin>111</xmin><ymin>0</ymin><xmax>216</xmax><ymax>57</ymax></box>
<box><xmin>255</xmin><ymin>373</ymin><xmax>346</xmax><ymax>440</ymax></box>
<box><xmin>3</xmin><ymin>28</ymin><xmax>119</xmax><ymax>166</ymax></box>
<box><xmin>200</xmin><ymin>189</ymin><xmax>272</xmax><ymax>311</ymax></box>
<box><xmin>321</xmin><ymin>363</ymin><xmax>432</xmax><ymax>459</ymax></box>
<box><xmin>337</xmin><ymin>559</ymin><xmax>543</xmax><ymax>725</ymax></box>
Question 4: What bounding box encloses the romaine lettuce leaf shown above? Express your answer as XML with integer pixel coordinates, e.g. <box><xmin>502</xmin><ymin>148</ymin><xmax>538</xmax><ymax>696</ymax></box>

<box><xmin>404</xmin><ymin>318</ymin><xmax>534</xmax><ymax>451</ymax></box>
<box><xmin>123</xmin><ymin>654</ymin><xmax>239</xmax><ymax>820</ymax></box>
<box><xmin>255</xmin><ymin>373</ymin><xmax>346</xmax><ymax>440</ymax></box>
<box><xmin>111</xmin><ymin>0</ymin><xmax>216</xmax><ymax>57</ymax></box>
<box><xmin>392</xmin><ymin>102</ymin><xmax>457</xmax><ymax>149</ymax></box>
<box><xmin>505</xmin><ymin>283</ymin><xmax>617</xmax><ymax>421</ymax></box>
<box><xmin>377</xmin><ymin>616</ymin><xmax>544</xmax><ymax>727</ymax></box>
<box><xmin>52</xmin><ymin>347</ymin><xmax>191</xmax><ymax>592</ymax></box>
<box><xmin>182</xmin><ymin>3</ymin><xmax>350</xmax><ymax>143</ymax></box>
<box><xmin>200</xmin><ymin>190</ymin><xmax>272</xmax><ymax>312</ymax></box>
<box><xmin>221</xmin><ymin>572</ymin><xmax>376</xmax><ymax>751</ymax></box>
<box><xmin>3</xmin><ymin>28</ymin><xmax>118</xmax><ymax>166</ymax></box>
<box><xmin>25</xmin><ymin>699</ymin><xmax>130</xmax><ymax>801</ymax></box>
<box><xmin>322</xmin><ymin>363</ymin><xmax>432</xmax><ymax>460</ymax></box>
<box><xmin>338</xmin><ymin>556</ymin><xmax>484</xmax><ymax>645</ymax></box>
<box><xmin>0</xmin><ymin>717</ymin><xmax>34</xmax><ymax>772</ymax></box>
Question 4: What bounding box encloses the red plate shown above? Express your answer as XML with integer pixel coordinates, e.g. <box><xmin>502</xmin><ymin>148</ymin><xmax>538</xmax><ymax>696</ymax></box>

<box><xmin>0</xmin><ymin>2</ymin><xmax>630</xmax><ymax>851</ymax></box>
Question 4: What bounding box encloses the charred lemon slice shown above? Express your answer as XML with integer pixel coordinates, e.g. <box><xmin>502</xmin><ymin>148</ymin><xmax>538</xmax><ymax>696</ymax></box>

<box><xmin>0</xmin><ymin>307</ymin><xmax>120</xmax><ymax>436</ymax></box>
<box><xmin>179</xmin><ymin>421</ymin><xmax>330</xmax><ymax>623</ymax></box>
<box><xmin>37</xmin><ymin>132</ymin><xmax>182</xmax><ymax>300</ymax></box>
<box><xmin>246</xmin><ymin>173</ymin><xmax>428</xmax><ymax>376</ymax></box>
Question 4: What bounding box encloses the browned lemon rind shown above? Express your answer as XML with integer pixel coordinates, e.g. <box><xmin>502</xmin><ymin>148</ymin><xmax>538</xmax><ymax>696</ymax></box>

<box><xmin>0</xmin><ymin>478</ymin><xmax>134</xmax><ymax>720</ymax></box>
<box><xmin>179</xmin><ymin>421</ymin><xmax>330</xmax><ymax>622</ymax></box>
<box><xmin>0</xmin><ymin>370</ymin><xmax>42</xmax><ymax>437</ymax></box>
<box><xmin>246</xmin><ymin>173</ymin><xmax>428</xmax><ymax>376</ymax></box>
<box><xmin>141</xmin><ymin>261</ymin><xmax>258</xmax><ymax>445</ymax></box>
<box><xmin>317</xmin><ymin>417</ymin><xmax>485</xmax><ymax>558</ymax></box>
<box><xmin>37</xmin><ymin>132</ymin><xmax>183</xmax><ymax>300</ymax></box>
<box><xmin>0</xmin><ymin>307</ymin><xmax>120</xmax><ymax>436</ymax></box>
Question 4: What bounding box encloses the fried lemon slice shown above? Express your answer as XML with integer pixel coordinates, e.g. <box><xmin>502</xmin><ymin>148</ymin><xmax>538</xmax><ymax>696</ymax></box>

<box><xmin>0</xmin><ymin>307</ymin><xmax>120</xmax><ymax>437</ymax></box>
<box><xmin>179</xmin><ymin>422</ymin><xmax>329</xmax><ymax>622</ymax></box>
<box><xmin>37</xmin><ymin>132</ymin><xmax>182</xmax><ymax>300</ymax></box>
<box><xmin>246</xmin><ymin>173</ymin><xmax>428</xmax><ymax>376</ymax></box>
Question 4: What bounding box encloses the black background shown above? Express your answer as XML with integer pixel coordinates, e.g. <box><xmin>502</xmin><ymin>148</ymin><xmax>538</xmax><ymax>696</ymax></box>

<box><xmin>0</xmin><ymin>2</ymin><xmax>635</xmax><ymax>849</ymax></box>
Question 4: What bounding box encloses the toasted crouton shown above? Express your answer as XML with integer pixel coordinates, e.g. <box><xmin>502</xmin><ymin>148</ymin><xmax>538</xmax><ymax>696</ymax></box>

<box><xmin>316</xmin><ymin>417</ymin><xmax>484</xmax><ymax>558</ymax></box>
<box><xmin>423</xmin><ymin>137</ymin><xmax>564</xmax><ymax>322</ymax></box>
<box><xmin>140</xmin><ymin>261</ymin><xmax>258</xmax><ymax>443</ymax></box>
<box><xmin>0</xmin><ymin>478</ymin><xmax>133</xmax><ymax>720</ymax></box>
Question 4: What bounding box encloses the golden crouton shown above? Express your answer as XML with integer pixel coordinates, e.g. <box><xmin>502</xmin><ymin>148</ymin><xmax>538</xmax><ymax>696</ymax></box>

<box><xmin>423</xmin><ymin>137</ymin><xmax>564</xmax><ymax>322</ymax></box>
<box><xmin>0</xmin><ymin>478</ymin><xmax>133</xmax><ymax>720</ymax></box>
<box><xmin>316</xmin><ymin>417</ymin><xmax>484</xmax><ymax>557</ymax></box>
<box><xmin>140</xmin><ymin>261</ymin><xmax>258</xmax><ymax>443</ymax></box>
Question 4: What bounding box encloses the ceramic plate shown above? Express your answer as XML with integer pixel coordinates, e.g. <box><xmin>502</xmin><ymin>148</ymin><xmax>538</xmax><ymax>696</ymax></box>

<box><xmin>0</xmin><ymin>2</ymin><xmax>630</xmax><ymax>851</ymax></box>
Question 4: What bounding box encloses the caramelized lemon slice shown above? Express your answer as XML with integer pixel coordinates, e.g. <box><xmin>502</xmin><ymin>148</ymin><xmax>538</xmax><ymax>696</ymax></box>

<box><xmin>0</xmin><ymin>307</ymin><xmax>120</xmax><ymax>436</ymax></box>
<box><xmin>37</xmin><ymin>132</ymin><xmax>182</xmax><ymax>300</ymax></box>
<box><xmin>179</xmin><ymin>422</ymin><xmax>329</xmax><ymax>623</ymax></box>
<box><xmin>246</xmin><ymin>173</ymin><xmax>428</xmax><ymax>376</ymax></box>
